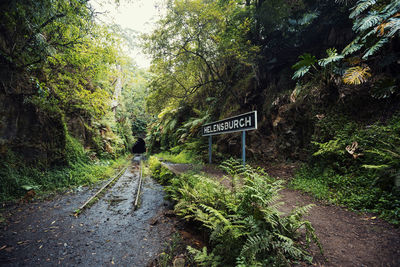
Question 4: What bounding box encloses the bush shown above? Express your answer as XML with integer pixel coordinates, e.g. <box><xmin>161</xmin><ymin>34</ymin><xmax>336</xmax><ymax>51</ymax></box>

<box><xmin>154</xmin><ymin>149</ymin><xmax>201</xmax><ymax>164</ymax></box>
<box><xmin>151</xmin><ymin>158</ymin><xmax>320</xmax><ymax>266</ymax></box>
<box><xmin>291</xmin><ymin>114</ymin><xmax>400</xmax><ymax>224</ymax></box>
<box><xmin>65</xmin><ymin>134</ymin><xmax>89</xmax><ymax>164</ymax></box>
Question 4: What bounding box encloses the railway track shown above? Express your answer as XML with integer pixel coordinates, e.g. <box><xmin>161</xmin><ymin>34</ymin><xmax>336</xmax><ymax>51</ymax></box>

<box><xmin>1</xmin><ymin>155</ymin><xmax>173</xmax><ymax>266</ymax></box>
<box><xmin>75</xmin><ymin>155</ymin><xmax>144</xmax><ymax>216</ymax></box>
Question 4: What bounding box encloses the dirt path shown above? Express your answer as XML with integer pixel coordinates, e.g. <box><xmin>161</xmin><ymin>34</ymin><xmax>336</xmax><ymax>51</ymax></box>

<box><xmin>166</xmin><ymin>162</ymin><xmax>400</xmax><ymax>267</ymax></box>
<box><xmin>0</xmin><ymin>161</ymin><xmax>176</xmax><ymax>266</ymax></box>
<box><xmin>258</xmin><ymin>163</ymin><xmax>400</xmax><ymax>267</ymax></box>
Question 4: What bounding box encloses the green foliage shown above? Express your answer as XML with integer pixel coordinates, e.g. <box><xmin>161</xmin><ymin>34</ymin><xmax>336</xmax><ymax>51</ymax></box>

<box><xmin>291</xmin><ymin>114</ymin><xmax>400</xmax><ymax>224</ymax></box>
<box><xmin>292</xmin><ymin>53</ymin><xmax>317</xmax><ymax>79</ymax></box>
<box><xmin>154</xmin><ymin>150</ymin><xmax>200</xmax><ymax>164</ymax></box>
<box><xmin>0</xmin><ymin>152</ymin><xmax>129</xmax><ymax>202</ymax></box>
<box><xmin>293</xmin><ymin>0</ymin><xmax>399</xmax><ymax>96</ymax></box>
<box><xmin>65</xmin><ymin>134</ymin><xmax>89</xmax><ymax>164</ymax></box>
<box><xmin>371</xmin><ymin>77</ymin><xmax>398</xmax><ymax>99</ymax></box>
<box><xmin>0</xmin><ymin>0</ymin><xmax>93</xmax><ymax>70</ymax></box>
<box><xmin>187</xmin><ymin>246</ymin><xmax>221</xmax><ymax>267</ymax></box>
<box><xmin>292</xmin><ymin>48</ymin><xmax>346</xmax><ymax>83</ymax></box>
<box><xmin>318</xmin><ymin>48</ymin><xmax>344</xmax><ymax>67</ymax></box>
<box><xmin>346</xmin><ymin>0</ymin><xmax>400</xmax><ymax>58</ymax></box>
<box><xmin>157</xmin><ymin>233</ymin><xmax>187</xmax><ymax>267</ymax></box>
<box><xmin>148</xmin><ymin>156</ymin><xmax>175</xmax><ymax>185</ymax></box>
<box><xmin>146</xmin><ymin>103</ymin><xmax>209</xmax><ymax>155</ymax></box>
<box><xmin>151</xmin><ymin>159</ymin><xmax>320</xmax><ymax>266</ymax></box>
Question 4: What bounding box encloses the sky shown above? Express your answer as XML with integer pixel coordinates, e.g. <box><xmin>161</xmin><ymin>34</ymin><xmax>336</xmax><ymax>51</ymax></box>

<box><xmin>90</xmin><ymin>0</ymin><xmax>166</xmax><ymax>68</ymax></box>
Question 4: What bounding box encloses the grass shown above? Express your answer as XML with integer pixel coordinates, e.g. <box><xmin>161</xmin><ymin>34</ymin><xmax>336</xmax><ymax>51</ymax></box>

<box><xmin>0</xmin><ymin>155</ymin><xmax>130</xmax><ymax>202</ymax></box>
<box><xmin>289</xmin><ymin>165</ymin><xmax>400</xmax><ymax>225</ymax></box>
<box><xmin>290</xmin><ymin>167</ymin><xmax>332</xmax><ymax>201</ymax></box>
<box><xmin>154</xmin><ymin>150</ymin><xmax>201</xmax><ymax>164</ymax></box>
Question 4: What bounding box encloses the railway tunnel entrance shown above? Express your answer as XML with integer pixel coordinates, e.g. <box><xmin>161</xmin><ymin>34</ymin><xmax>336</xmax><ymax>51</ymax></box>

<box><xmin>132</xmin><ymin>137</ymin><xmax>146</xmax><ymax>154</ymax></box>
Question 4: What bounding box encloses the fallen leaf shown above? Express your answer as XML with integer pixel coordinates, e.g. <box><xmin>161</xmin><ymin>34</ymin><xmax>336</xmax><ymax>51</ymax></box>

<box><xmin>371</xmin><ymin>216</ymin><xmax>377</xmax><ymax>220</ymax></box>
<box><xmin>51</xmin><ymin>220</ymin><xmax>56</xmax><ymax>225</ymax></box>
<box><xmin>39</xmin><ymin>245</ymin><xmax>43</xmax><ymax>249</ymax></box>
<box><xmin>0</xmin><ymin>245</ymin><xmax>6</xmax><ymax>250</ymax></box>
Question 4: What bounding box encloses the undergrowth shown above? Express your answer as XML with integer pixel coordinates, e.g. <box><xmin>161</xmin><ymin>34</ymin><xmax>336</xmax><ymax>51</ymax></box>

<box><xmin>0</xmin><ymin>135</ymin><xmax>129</xmax><ymax>202</ymax></box>
<box><xmin>150</xmin><ymin>157</ymin><xmax>321</xmax><ymax>266</ymax></box>
<box><xmin>154</xmin><ymin>148</ymin><xmax>201</xmax><ymax>164</ymax></box>
<box><xmin>290</xmin><ymin>114</ymin><xmax>400</xmax><ymax>225</ymax></box>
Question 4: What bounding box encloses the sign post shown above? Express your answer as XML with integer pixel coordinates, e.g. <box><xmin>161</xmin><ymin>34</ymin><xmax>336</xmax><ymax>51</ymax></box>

<box><xmin>242</xmin><ymin>131</ymin><xmax>246</xmax><ymax>166</ymax></box>
<box><xmin>208</xmin><ymin>135</ymin><xmax>212</xmax><ymax>164</ymax></box>
<box><xmin>202</xmin><ymin>111</ymin><xmax>257</xmax><ymax>165</ymax></box>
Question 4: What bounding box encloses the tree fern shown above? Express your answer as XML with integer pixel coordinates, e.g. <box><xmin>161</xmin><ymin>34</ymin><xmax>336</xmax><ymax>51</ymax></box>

<box><xmin>349</xmin><ymin>0</ymin><xmax>376</xmax><ymax>19</ymax></box>
<box><xmin>363</xmin><ymin>38</ymin><xmax>389</xmax><ymax>59</ymax></box>
<box><xmin>296</xmin><ymin>11</ymin><xmax>320</xmax><ymax>26</ymax></box>
<box><xmin>353</xmin><ymin>11</ymin><xmax>382</xmax><ymax>32</ymax></box>
<box><xmin>386</xmin><ymin>17</ymin><xmax>400</xmax><ymax>37</ymax></box>
<box><xmin>381</xmin><ymin>1</ymin><xmax>400</xmax><ymax>18</ymax></box>
<box><xmin>342</xmin><ymin>41</ymin><xmax>364</xmax><ymax>56</ymax></box>
<box><xmin>335</xmin><ymin>0</ymin><xmax>357</xmax><ymax>6</ymax></box>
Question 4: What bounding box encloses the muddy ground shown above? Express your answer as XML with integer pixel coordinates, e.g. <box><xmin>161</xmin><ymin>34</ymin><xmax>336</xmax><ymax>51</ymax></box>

<box><xmin>0</xmin><ymin>161</ymin><xmax>178</xmax><ymax>266</ymax></box>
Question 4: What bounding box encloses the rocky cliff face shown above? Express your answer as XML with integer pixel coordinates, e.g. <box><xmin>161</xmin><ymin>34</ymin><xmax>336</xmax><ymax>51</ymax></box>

<box><xmin>0</xmin><ymin>80</ymin><xmax>66</xmax><ymax>166</ymax></box>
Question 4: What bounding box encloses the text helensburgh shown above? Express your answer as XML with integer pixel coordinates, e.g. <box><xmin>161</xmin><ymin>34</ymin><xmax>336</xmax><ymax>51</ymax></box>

<box><xmin>202</xmin><ymin>111</ymin><xmax>257</xmax><ymax>136</ymax></box>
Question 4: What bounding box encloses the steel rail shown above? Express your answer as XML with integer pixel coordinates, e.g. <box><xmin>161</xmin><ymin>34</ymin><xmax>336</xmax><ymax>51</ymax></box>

<box><xmin>74</xmin><ymin>166</ymin><xmax>128</xmax><ymax>216</ymax></box>
<box><xmin>133</xmin><ymin>159</ymin><xmax>143</xmax><ymax>211</ymax></box>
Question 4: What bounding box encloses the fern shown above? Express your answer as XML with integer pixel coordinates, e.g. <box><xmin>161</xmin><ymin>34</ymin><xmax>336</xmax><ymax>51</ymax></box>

<box><xmin>364</xmin><ymin>38</ymin><xmax>389</xmax><ymax>59</ymax></box>
<box><xmin>381</xmin><ymin>1</ymin><xmax>400</xmax><ymax>18</ymax></box>
<box><xmin>151</xmin><ymin>159</ymin><xmax>320</xmax><ymax>265</ymax></box>
<box><xmin>386</xmin><ymin>17</ymin><xmax>400</xmax><ymax>37</ymax></box>
<box><xmin>240</xmin><ymin>234</ymin><xmax>272</xmax><ymax>259</ymax></box>
<box><xmin>353</xmin><ymin>12</ymin><xmax>382</xmax><ymax>32</ymax></box>
<box><xmin>296</xmin><ymin>11</ymin><xmax>320</xmax><ymax>26</ymax></box>
<box><xmin>349</xmin><ymin>0</ymin><xmax>376</xmax><ymax>19</ymax></box>
<box><xmin>335</xmin><ymin>0</ymin><xmax>357</xmax><ymax>6</ymax></box>
<box><xmin>342</xmin><ymin>40</ymin><xmax>364</xmax><ymax>56</ymax></box>
<box><xmin>342</xmin><ymin>65</ymin><xmax>371</xmax><ymax>84</ymax></box>
<box><xmin>187</xmin><ymin>246</ymin><xmax>222</xmax><ymax>267</ymax></box>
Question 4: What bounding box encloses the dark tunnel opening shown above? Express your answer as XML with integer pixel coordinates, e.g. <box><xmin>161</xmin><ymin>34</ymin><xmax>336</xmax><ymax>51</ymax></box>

<box><xmin>132</xmin><ymin>137</ymin><xmax>146</xmax><ymax>154</ymax></box>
